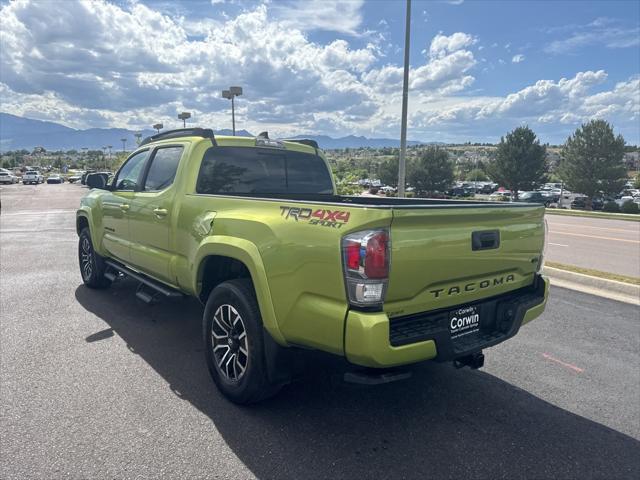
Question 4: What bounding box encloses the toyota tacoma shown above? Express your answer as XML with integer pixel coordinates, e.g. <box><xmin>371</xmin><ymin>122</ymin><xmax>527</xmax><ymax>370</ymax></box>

<box><xmin>77</xmin><ymin>128</ymin><xmax>549</xmax><ymax>404</ymax></box>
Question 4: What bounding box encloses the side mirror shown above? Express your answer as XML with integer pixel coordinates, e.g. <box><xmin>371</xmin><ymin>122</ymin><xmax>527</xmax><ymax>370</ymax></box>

<box><xmin>86</xmin><ymin>173</ymin><xmax>109</xmax><ymax>190</ymax></box>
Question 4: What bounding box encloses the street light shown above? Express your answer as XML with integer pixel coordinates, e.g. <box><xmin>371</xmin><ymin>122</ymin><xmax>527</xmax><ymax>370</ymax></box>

<box><xmin>121</xmin><ymin>138</ymin><xmax>127</xmax><ymax>152</ymax></box>
<box><xmin>222</xmin><ymin>86</ymin><xmax>243</xmax><ymax>135</ymax></box>
<box><xmin>107</xmin><ymin>145</ymin><xmax>112</xmax><ymax>171</ymax></box>
<box><xmin>397</xmin><ymin>0</ymin><xmax>411</xmax><ymax>198</ymax></box>
<box><xmin>178</xmin><ymin>112</ymin><xmax>191</xmax><ymax>128</ymax></box>
<box><xmin>153</xmin><ymin>123</ymin><xmax>163</xmax><ymax>134</ymax></box>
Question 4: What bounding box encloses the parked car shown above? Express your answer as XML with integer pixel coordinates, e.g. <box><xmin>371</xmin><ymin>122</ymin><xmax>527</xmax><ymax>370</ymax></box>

<box><xmin>489</xmin><ymin>191</ymin><xmax>511</xmax><ymax>201</ymax></box>
<box><xmin>47</xmin><ymin>174</ymin><xmax>64</xmax><ymax>184</ymax></box>
<box><xmin>22</xmin><ymin>170</ymin><xmax>43</xmax><ymax>185</ymax></box>
<box><xmin>67</xmin><ymin>175</ymin><xmax>82</xmax><ymax>183</ymax></box>
<box><xmin>569</xmin><ymin>196</ymin><xmax>603</xmax><ymax>210</ymax></box>
<box><xmin>516</xmin><ymin>191</ymin><xmax>550</xmax><ymax>206</ymax></box>
<box><xmin>76</xmin><ymin>128</ymin><xmax>548</xmax><ymax>404</ymax></box>
<box><xmin>0</xmin><ymin>171</ymin><xmax>19</xmax><ymax>184</ymax></box>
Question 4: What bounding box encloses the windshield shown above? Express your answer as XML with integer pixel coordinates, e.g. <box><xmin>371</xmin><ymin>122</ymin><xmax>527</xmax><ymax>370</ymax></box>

<box><xmin>196</xmin><ymin>146</ymin><xmax>334</xmax><ymax>195</ymax></box>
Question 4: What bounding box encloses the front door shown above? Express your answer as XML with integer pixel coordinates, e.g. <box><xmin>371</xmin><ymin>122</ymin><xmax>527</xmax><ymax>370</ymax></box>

<box><xmin>100</xmin><ymin>149</ymin><xmax>149</xmax><ymax>263</ymax></box>
<box><xmin>128</xmin><ymin>145</ymin><xmax>184</xmax><ymax>284</ymax></box>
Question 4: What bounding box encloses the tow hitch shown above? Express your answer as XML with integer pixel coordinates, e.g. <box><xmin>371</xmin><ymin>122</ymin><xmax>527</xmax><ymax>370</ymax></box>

<box><xmin>454</xmin><ymin>351</ymin><xmax>485</xmax><ymax>370</ymax></box>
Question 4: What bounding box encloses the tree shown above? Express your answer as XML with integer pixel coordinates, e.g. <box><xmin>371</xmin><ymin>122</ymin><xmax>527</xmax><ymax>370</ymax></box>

<box><xmin>465</xmin><ymin>168</ymin><xmax>488</xmax><ymax>182</ymax></box>
<box><xmin>407</xmin><ymin>147</ymin><xmax>454</xmax><ymax>195</ymax></box>
<box><xmin>488</xmin><ymin>126</ymin><xmax>547</xmax><ymax>199</ymax></box>
<box><xmin>558</xmin><ymin>120</ymin><xmax>627</xmax><ymax>210</ymax></box>
<box><xmin>378</xmin><ymin>157</ymin><xmax>398</xmax><ymax>187</ymax></box>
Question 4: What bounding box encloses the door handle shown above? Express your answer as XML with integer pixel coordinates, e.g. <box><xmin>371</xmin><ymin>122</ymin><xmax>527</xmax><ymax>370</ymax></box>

<box><xmin>153</xmin><ymin>208</ymin><xmax>168</xmax><ymax>218</ymax></box>
<box><xmin>120</xmin><ymin>204</ymin><xmax>130</xmax><ymax>212</ymax></box>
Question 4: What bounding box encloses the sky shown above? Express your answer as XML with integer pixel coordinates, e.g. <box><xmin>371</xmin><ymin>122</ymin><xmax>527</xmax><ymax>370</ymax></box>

<box><xmin>0</xmin><ymin>0</ymin><xmax>639</xmax><ymax>144</ymax></box>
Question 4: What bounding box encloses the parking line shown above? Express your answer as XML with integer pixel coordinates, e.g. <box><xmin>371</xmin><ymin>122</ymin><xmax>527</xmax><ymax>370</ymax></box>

<box><xmin>550</xmin><ymin>222</ymin><xmax>640</xmax><ymax>234</ymax></box>
<box><xmin>549</xmin><ymin>242</ymin><xmax>569</xmax><ymax>247</ymax></box>
<box><xmin>549</xmin><ymin>231</ymin><xmax>640</xmax><ymax>244</ymax></box>
<box><xmin>541</xmin><ymin>352</ymin><xmax>584</xmax><ymax>373</ymax></box>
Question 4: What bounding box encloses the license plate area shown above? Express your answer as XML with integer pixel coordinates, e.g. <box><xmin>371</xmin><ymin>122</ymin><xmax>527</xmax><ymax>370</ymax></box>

<box><xmin>449</xmin><ymin>305</ymin><xmax>481</xmax><ymax>340</ymax></box>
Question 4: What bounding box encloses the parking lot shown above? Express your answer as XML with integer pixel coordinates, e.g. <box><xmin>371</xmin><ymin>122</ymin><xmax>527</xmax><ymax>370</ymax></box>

<box><xmin>1</xmin><ymin>182</ymin><xmax>639</xmax><ymax>479</ymax></box>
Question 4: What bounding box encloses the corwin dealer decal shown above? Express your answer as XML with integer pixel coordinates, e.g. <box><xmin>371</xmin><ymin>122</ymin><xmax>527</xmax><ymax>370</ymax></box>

<box><xmin>280</xmin><ymin>206</ymin><xmax>350</xmax><ymax>229</ymax></box>
<box><xmin>450</xmin><ymin>306</ymin><xmax>480</xmax><ymax>339</ymax></box>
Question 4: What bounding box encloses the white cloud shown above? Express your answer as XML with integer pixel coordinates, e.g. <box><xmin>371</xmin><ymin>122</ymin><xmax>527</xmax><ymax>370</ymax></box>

<box><xmin>407</xmin><ymin>71</ymin><xmax>639</xmax><ymax>142</ymax></box>
<box><xmin>429</xmin><ymin>32</ymin><xmax>476</xmax><ymax>58</ymax></box>
<box><xmin>512</xmin><ymin>54</ymin><xmax>525</xmax><ymax>63</ymax></box>
<box><xmin>270</xmin><ymin>0</ymin><xmax>365</xmax><ymax>36</ymax></box>
<box><xmin>545</xmin><ymin>17</ymin><xmax>640</xmax><ymax>54</ymax></box>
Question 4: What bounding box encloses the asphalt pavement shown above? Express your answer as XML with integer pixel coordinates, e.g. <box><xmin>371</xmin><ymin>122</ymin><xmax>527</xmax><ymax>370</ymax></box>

<box><xmin>546</xmin><ymin>214</ymin><xmax>640</xmax><ymax>277</ymax></box>
<box><xmin>1</xmin><ymin>183</ymin><xmax>639</xmax><ymax>479</ymax></box>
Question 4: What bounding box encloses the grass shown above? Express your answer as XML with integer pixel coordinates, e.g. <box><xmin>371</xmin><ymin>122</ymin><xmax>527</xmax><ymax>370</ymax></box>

<box><xmin>545</xmin><ymin>208</ymin><xmax>640</xmax><ymax>222</ymax></box>
<box><xmin>546</xmin><ymin>261</ymin><xmax>640</xmax><ymax>286</ymax></box>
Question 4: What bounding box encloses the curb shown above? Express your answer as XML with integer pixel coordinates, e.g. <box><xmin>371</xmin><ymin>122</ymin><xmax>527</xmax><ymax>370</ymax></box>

<box><xmin>543</xmin><ymin>266</ymin><xmax>640</xmax><ymax>306</ymax></box>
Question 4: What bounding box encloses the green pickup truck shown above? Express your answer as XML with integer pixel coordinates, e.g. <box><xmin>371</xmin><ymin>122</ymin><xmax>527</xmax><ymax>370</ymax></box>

<box><xmin>77</xmin><ymin>128</ymin><xmax>549</xmax><ymax>403</ymax></box>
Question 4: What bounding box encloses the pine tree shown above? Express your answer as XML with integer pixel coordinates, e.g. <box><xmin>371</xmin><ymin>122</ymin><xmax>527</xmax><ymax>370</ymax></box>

<box><xmin>559</xmin><ymin>120</ymin><xmax>627</xmax><ymax>210</ymax></box>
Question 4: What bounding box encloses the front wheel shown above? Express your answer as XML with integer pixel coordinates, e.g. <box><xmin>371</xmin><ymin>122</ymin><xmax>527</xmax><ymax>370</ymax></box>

<box><xmin>78</xmin><ymin>227</ymin><xmax>111</xmax><ymax>289</ymax></box>
<box><xmin>203</xmin><ymin>279</ymin><xmax>280</xmax><ymax>404</ymax></box>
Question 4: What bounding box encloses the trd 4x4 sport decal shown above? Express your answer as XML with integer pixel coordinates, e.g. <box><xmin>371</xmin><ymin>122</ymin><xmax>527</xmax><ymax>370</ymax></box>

<box><xmin>280</xmin><ymin>206</ymin><xmax>350</xmax><ymax>229</ymax></box>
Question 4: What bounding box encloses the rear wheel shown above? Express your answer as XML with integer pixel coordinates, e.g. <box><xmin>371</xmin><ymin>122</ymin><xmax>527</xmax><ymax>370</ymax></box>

<box><xmin>78</xmin><ymin>227</ymin><xmax>111</xmax><ymax>289</ymax></box>
<box><xmin>203</xmin><ymin>279</ymin><xmax>280</xmax><ymax>404</ymax></box>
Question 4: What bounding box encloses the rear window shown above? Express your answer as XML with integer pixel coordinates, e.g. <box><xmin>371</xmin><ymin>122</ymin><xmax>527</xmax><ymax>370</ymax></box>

<box><xmin>196</xmin><ymin>147</ymin><xmax>333</xmax><ymax>195</ymax></box>
<box><xmin>26</xmin><ymin>171</ymin><xmax>36</xmax><ymax>175</ymax></box>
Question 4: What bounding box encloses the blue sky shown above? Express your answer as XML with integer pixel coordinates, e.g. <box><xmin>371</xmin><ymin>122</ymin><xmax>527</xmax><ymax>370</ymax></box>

<box><xmin>1</xmin><ymin>0</ymin><xmax>638</xmax><ymax>144</ymax></box>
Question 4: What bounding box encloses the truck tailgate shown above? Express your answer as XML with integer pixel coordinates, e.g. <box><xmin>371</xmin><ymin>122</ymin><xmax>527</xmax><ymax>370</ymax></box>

<box><xmin>384</xmin><ymin>205</ymin><xmax>545</xmax><ymax>317</ymax></box>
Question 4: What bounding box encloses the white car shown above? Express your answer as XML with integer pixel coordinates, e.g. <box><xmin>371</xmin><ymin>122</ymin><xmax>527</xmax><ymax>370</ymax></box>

<box><xmin>22</xmin><ymin>170</ymin><xmax>43</xmax><ymax>185</ymax></box>
<box><xmin>0</xmin><ymin>171</ymin><xmax>19</xmax><ymax>184</ymax></box>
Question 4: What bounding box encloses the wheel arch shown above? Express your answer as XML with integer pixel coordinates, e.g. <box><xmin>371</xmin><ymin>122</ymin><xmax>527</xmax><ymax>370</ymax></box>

<box><xmin>194</xmin><ymin>237</ymin><xmax>286</xmax><ymax>345</ymax></box>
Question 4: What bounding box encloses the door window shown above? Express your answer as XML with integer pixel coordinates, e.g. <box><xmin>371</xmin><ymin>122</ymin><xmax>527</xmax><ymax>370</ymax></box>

<box><xmin>143</xmin><ymin>146</ymin><xmax>183</xmax><ymax>191</ymax></box>
<box><xmin>114</xmin><ymin>150</ymin><xmax>148</xmax><ymax>191</ymax></box>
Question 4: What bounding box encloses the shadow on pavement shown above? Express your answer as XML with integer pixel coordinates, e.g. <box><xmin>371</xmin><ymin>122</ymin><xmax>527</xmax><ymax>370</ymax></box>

<box><xmin>76</xmin><ymin>282</ymin><xmax>640</xmax><ymax>479</ymax></box>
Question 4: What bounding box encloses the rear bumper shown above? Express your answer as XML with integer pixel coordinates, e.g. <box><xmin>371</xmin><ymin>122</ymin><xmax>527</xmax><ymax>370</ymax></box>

<box><xmin>344</xmin><ymin>275</ymin><xmax>549</xmax><ymax>368</ymax></box>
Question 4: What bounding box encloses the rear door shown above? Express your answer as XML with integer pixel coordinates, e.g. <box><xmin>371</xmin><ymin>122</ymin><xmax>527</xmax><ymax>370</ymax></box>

<box><xmin>99</xmin><ymin>149</ymin><xmax>149</xmax><ymax>263</ymax></box>
<box><xmin>128</xmin><ymin>145</ymin><xmax>184</xmax><ymax>284</ymax></box>
<box><xmin>384</xmin><ymin>205</ymin><xmax>545</xmax><ymax>317</ymax></box>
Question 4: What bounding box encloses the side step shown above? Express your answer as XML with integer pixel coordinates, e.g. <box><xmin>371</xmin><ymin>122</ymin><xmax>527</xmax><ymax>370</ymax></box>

<box><xmin>104</xmin><ymin>259</ymin><xmax>184</xmax><ymax>300</ymax></box>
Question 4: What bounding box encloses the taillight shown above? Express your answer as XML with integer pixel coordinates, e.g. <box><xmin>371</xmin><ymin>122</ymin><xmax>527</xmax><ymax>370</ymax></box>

<box><xmin>342</xmin><ymin>229</ymin><xmax>390</xmax><ymax>308</ymax></box>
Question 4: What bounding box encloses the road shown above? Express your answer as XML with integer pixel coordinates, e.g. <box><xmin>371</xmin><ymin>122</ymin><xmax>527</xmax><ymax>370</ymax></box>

<box><xmin>1</xmin><ymin>183</ymin><xmax>639</xmax><ymax>479</ymax></box>
<box><xmin>546</xmin><ymin>214</ymin><xmax>640</xmax><ymax>277</ymax></box>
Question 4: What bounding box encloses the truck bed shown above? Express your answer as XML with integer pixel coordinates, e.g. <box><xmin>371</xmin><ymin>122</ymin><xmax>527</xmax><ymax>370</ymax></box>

<box><xmin>201</xmin><ymin>192</ymin><xmax>535</xmax><ymax>209</ymax></box>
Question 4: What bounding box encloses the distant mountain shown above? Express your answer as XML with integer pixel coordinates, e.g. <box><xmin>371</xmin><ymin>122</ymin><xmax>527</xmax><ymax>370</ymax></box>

<box><xmin>0</xmin><ymin>113</ymin><xmax>427</xmax><ymax>151</ymax></box>
<box><xmin>287</xmin><ymin>134</ymin><xmax>425</xmax><ymax>149</ymax></box>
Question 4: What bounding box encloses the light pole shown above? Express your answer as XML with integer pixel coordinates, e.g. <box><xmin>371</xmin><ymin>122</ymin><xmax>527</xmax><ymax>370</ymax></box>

<box><xmin>397</xmin><ymin>0</ymin><xmax>411</xmax><ymax>197</ymax></box>
<box><xmin>222</xmin><ymin>86</ymin><xmax>243</xmax><ymax>135</ymax></box>
<box><xmin>178</xmin><ymin>112</ymin><xmax>191</xmax><ymax>128</ymax></box>
<box><xmin>121</xmin><ymin>138</ymin><xmax>127</xmax><ymax>153</ymax></box>
<box><xmin>153</xmin><ymin>123</ymin><xmax>163</xmax><ymax>134</ymax></box>
<box><xmin>134</xmin><ymin>133</ymin><xmax>142</xmax><ymax>145</ymax></box>
<box><xmin>107</xmin><ymin>145</ymin><xmax>112</xmax><ymax>171</ymax></box>
<box><xmin>102</xmin><ymin>146</ymin><xmax>107</xmax><ymax>169</ymax></box>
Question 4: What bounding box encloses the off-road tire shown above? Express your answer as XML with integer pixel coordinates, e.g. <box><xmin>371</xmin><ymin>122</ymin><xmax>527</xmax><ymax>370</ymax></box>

<box><xmin>78</xmin><ymin>227</ymin><xmax>112</xmax><ymax>289</ymax></box>
<box><xmin>203</xmin><ymin>279</ymin><xmax>280</xmax><ymax>404</ymax></box>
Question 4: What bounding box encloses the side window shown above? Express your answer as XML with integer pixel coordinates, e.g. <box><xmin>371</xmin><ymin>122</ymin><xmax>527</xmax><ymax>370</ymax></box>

<box><xmin>114</xmin><ymin>150</ymin><xmax>148</xmax><ymax>191</ymax></box>
<box><xmin>143</xmin><ymin>147</ymin><xmax>183</xmax><ymax>191</ymax></box>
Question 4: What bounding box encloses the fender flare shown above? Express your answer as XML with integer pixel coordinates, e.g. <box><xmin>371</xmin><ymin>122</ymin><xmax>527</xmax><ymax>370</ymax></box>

<box><xmin>76</xmin><ymin>208</ymin><xmax>107</xmax><ymax>256</ymax></box>
<box><xmin>194</xmin><ymin>236</ymin><xmax>286</xmax><ymax>346</ymax></box>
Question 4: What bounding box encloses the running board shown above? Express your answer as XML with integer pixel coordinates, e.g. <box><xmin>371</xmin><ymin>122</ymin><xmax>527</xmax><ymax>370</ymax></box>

<box><xmin>104</xmin><ymin>259</ymin><xmax>183</xmax><ymax>299</ymax></box>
